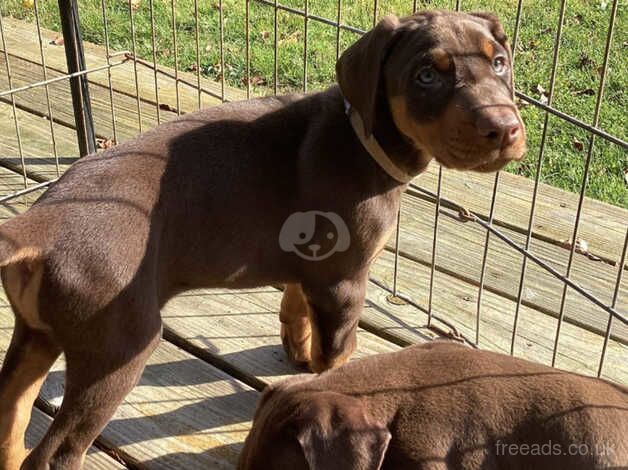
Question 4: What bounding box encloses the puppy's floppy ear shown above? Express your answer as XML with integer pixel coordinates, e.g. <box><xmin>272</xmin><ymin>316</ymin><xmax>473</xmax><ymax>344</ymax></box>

<box><xmin>336</xmin><ymin>15</ymin><xmax>401</xmax><ymax>137</ymax></box>
<box><xmin>471</xmin><ymin>12</ymin><xmax>515</xmax><ymax>98</ymax></box>
<box><xmin>296</xmin><ymin>391</ymin><xmax>391</xmax><ymax>470</ymax></box>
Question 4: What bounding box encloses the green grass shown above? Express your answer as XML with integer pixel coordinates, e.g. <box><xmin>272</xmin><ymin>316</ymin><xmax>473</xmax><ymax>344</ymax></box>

<box><xmin>2</xmin><ymin>0</ymin><xmax>626</xmax><ymax>207</ymax></box>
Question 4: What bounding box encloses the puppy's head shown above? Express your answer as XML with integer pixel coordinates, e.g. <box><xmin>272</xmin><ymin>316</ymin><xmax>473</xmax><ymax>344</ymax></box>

<box><xmin>238</xmin><ymin>377</ymin><xmax>391</xmax><ymax>470</ymax></box>
<box><xmin>337</xmin><ymin>10</ymin><xmax>526</xmax><ymax>173</ymax></box>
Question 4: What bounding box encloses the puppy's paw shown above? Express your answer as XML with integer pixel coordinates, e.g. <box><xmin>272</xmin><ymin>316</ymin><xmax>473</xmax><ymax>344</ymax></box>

<box><xmin>308</xmin><ymin>348</ymin><xmax>354</xmax><ymax>374</ymax></box>
<box><xmin>280</xmin><ymin>321</ymin><xmax>312</xmax><ymax>369</ymax></box>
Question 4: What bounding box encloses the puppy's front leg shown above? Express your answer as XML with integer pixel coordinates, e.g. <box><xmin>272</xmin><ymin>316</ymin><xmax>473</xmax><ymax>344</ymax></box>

<box><xmin>280</xmin><ymin>284</ymin><xmax>312</xmax><ymax>367</ymax></box>
<box><xmin>302</xmin><ymin>272</ymin><xmax>367</xmax><ymax>373</ymax></box>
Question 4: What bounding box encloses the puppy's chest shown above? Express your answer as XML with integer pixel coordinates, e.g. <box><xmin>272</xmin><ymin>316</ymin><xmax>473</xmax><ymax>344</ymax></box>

<box><xmin>366</xmin><ymin>223</ymin><xmax>397</xmax><ymax>264</ymax></box>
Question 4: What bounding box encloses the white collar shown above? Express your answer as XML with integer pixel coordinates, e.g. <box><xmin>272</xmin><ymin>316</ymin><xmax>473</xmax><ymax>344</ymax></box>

<box><xmin>344</xmin><ymin>99</ymin><xmax>414</xmax><ymax>184</ymax></box>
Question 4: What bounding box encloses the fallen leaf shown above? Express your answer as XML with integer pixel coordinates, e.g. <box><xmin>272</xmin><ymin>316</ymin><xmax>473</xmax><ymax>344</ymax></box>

<box><xmin>578</xmin><ymin>53</ymin><xmax>594</xmax><ymax>69</ymax></box>
<box><xmin>572</xmin><ymin>138</ymin><xmax>584</xmax><ymax>151</ymax></box>
<box><xmin>242</xmin><ymin>74</ymin><xmax>266</xmax><ymax>87</ymax></box>
<box><xmin>260</xmin><ymin>31</ymin><xmax>270</xmax><ymax>40</ymax></box>
<box><xmin>573</xmin><ymin>88</ymin><xmax>595</xmax><ymax>96</ymax></box>
<box><xmin>561</xmin><ymin>238</ymin><xmax>590</xmax><ymax>255</ymax></box>
<box><xmin>279</xmin><ymin>30</ymin><xmax>301</xmax><ymax>45</ymax></box>
<box><xmin>159</xmin><ymin>103</ymin><xmax>178</xmax><ymax>112</ymax></box>
<box><xmin>22</xmin><ymin>0</ymin><xmax>34</xmax><ymax>8</ymax></box>
<box><xmin>536</xmin><ymin>84</ymin><xmax>549</xmax><ymax>104</ymax></box>
<box><xmin>129</xmin><ymin>0</ymin><xmax>141</xmax><ymax>11</ymax></box>
<box><xmin>50</xmin><ymin>36</ymin><xmax>64</xmax><ymax>46</ymax></box>
<box><xmin>96</xmin><ymin>138</ymin><xmax>115</xmax><ymax>150</ymax></box>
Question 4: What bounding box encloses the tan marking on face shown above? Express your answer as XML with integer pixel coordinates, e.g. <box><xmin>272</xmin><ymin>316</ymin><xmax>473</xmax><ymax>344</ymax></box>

<box><xmin>389</xmin><ymin>95</ymin><xmax>434</xmax><ymax>152</ymax></box>
<box><xmin>431</xmin><ymin>48</ymin><xmax>451</xmax><ymax>72</ymax></box>
<box><xmin>480</xmin><ymin>38</ymin><xmax>495</xmax><ymax>60</ymax></box>
<box><xmin>280</xmin><ymin>284</ymin><xmax>312</xmax><ymax>364</ymax></box>
<box><xmin>2</xmin><ymin>249</ymin><xmax>48</xmax><ymax>331</ymax></box>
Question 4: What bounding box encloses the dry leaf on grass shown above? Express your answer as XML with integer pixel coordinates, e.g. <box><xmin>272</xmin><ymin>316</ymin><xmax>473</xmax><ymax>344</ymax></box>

<box><xmin>536</xmin><ymin>84</ymin><xmax>549</xmax><ymax>105</ymax></box>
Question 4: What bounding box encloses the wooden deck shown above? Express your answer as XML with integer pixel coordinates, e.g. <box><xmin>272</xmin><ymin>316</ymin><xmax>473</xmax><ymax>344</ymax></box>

<box><xmin>0</xmin><ymin>16</ymin><xmax>626</xmax><ymax>469</ymax></box>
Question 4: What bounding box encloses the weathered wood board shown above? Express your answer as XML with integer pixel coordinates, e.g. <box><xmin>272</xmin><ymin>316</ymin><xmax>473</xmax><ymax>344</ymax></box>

<box><xmin>0</xmin><ymin>101</ymin><xmax>79</xmax><ymax>180</ymax></box>
<box><xmin>367</xmin><ymin>250</ymin><xmax>627</xmax><ymax>383</ymax></box>
<box><xmin>162</xmin><ymin>287</ymin><xmax>401</xmax><ymax>387</ymax></box>
<box><xmin>26</xmin><ymin>408</ymin><xmax>127</xmax><ymax>470</ymax></box>
<box><xmin>0</xmin><ymin>297</ymin><xmax>258</xmax><ymax>470</ymax></box>
<box><xmin>0</xmin><ymin>16</ymin><xmax>247</xmax><ymax>115</ymax></box>
<box><xmin>391</xmin><ymin>192</ymin><xmax>627</xmax><ymax>341</ymax></box>
<box><xmin>415</xmin><ymin>164</ymin><xmax>627</xmax><ymax>269</ymax></box>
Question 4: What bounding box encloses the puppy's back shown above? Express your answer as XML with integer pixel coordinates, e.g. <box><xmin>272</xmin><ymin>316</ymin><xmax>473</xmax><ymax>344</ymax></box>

<box><xmin>306</xmin><ymin>342</ymin><xmax>628</xmax><ymax>468</ymax></box>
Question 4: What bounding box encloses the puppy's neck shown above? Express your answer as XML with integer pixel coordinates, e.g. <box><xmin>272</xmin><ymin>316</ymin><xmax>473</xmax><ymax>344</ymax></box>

<box><xmin>371</xmin><ymin>96</ymin><xmax>432</xmax><ymax>179</ymax></box>
<box><xmin>342</xmin><ymin>93</ymin><xmax>431</xmax><ymax>185</ymax></box>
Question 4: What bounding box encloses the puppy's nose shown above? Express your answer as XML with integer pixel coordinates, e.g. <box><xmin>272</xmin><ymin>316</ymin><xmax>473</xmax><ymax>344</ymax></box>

<box><xmin>476</xmin><ymin>112</ymin><xmax>520</xmax><ymax>147</ymax></box>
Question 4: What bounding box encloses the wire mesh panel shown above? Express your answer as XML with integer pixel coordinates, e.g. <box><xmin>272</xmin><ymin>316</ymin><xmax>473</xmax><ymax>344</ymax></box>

<box><xmin>0</xmin><ymin>0</ymin><xmax>625</xmax><ymax>382</ymax></box>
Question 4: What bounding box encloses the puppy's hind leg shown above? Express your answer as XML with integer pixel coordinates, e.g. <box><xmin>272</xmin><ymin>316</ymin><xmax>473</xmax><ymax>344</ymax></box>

<box><xmin>23</xmin><ymin>307</ymin><xmax>162</xmax><ymax>470</ymax></box>
<box><xmin>0</xmin><ymin>251</ymin><xmax>61</xmax><ymax>470</ymax></box>
<box><xmin>280</xmin><ymin>284</ymin><xmax>312</xmax><ymax>368</ymax></box>
<box><xmin>0</xmin><ymin>318</ymin><xmax>61</xmax><ymax>470</ymax></box>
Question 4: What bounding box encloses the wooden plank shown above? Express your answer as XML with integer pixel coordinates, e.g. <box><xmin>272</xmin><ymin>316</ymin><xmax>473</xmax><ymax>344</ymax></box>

<box><xmin>0</xmin><ymin>166</ymin><xmax>45</xmax><ymax>216</ymax></box>
<box><xmin>0</xmin><ymin>16</ymin><xmax>247</xmax><ymax>114</ymax></box>
<box><xmin>1</xmin><ymin>15</ymin><xmax>624</xmax><ymax>267</ymax></box>
<box><xmin>26</xmin><ymin>408</ymin><xmax>127</xmax><ymax>470</ymax></box>
<box><xmin>0</xmin><ymin>101</ymin><xmax>79</xmax><ymax>181</ymax></box>
<box><xmin>366</xmin><ymin>250</ymin><xmax>628</xmax><ymax>384</ymax></box>
<box><xmin>162</xmin><ymin>288</ymin><xmax>401</xmax><ymax>386</ymax></box>
<box><xmin>391</xmin><ymin>192</ymin><xmax>628</xmax><ymax>341</ymax></box>
<box><xmin>0</xmin><ymin>52</ymin><xmax>179</xmax><ymax>143</ymax></box>
<box><xmin>0</xmin><ymin>297</ymin><xmax>257</xmax><ymax>469</ymax></box>
<box><xmin>415</xmin><ymin>163</ymin><xmax>627</xmax><ymax>268</ymax></box>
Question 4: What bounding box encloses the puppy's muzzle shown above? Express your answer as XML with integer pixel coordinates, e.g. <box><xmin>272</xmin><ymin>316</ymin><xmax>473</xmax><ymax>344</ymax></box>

<box><xmin>475</xmin><ymin>108</ymin><xmax>522</xmax><ymax>153</ymax></box>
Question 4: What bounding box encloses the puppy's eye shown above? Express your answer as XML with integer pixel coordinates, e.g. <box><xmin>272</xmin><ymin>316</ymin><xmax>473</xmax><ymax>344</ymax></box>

<box><xmin>492</xmin><ymin>56</ymin><xmax>507</xmax><ymax>74</ymax></box>
<box><xmin>416</xmin><ymin>67</ymin><xmax>438</xmax><ymax>86</ymax></box>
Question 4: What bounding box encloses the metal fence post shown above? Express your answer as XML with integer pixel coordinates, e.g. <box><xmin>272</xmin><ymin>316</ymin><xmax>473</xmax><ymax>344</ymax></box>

<box><xmin>58</xmin><ymin>0</ymin><xmax>96</xmax><ymax>157</ymax></box>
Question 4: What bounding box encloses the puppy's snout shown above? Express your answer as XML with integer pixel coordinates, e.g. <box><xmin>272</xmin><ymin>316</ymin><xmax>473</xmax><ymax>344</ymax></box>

<box><xmin>476</xmin><ymin>111</ymin><xmax>520</xmax><ymax>148</ymax></box>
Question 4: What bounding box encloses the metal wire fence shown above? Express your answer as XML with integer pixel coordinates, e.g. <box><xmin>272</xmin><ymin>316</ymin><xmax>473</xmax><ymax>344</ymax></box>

<box><xmin>0</xmin><ymin>0</ymin><xmax>626</xmax><ymax>380</ymax></box>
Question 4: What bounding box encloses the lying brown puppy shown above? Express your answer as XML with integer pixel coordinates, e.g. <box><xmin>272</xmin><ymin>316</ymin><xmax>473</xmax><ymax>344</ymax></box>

<box><xmin>0</xmin><ymin>10</ymin><xmax>525</xmax><ymax>469</ymax></box>
<box><xmin>239</xmin><ymin>342</ymin><xmax>628</xmax><ymax>470</ymax></box>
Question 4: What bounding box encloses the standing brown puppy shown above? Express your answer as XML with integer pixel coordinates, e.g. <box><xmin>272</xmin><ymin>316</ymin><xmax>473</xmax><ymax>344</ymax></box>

<box><xmin>0</xmin><ymin>11</ymin><xmax>525</xmax><ymax>469</ymax></box>
<box><xmin>239</xmin><ymin>342</ymin><xmax>628</xmax><ymax>470</ymax></box>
